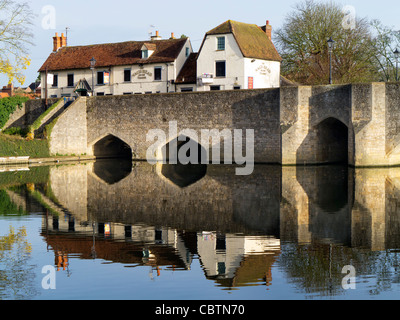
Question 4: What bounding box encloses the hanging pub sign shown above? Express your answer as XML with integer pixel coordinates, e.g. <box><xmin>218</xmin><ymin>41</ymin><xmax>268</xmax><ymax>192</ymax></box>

<box><xmin>248</xmin><ymin>76</ymin><xmax>254</xmax><ymax>89</ymax></box>
<box><xmin>47</xmin><ymin>73</ymin><xmax>54</xmax><ymax>85</ymax></box>
<box><xmin>104</xmin><ymin>72</ymin><xmax>110</xmax><ymax>85</ymax></box>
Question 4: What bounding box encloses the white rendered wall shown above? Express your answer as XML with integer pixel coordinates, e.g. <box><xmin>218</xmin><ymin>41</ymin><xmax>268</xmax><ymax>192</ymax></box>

<box><xmin>196</xmin><ymin>33</ymin><xmax>245</xmax><ymax>91</ymax></box>
<box><xmin>243</xmin><ymin>58</ymin><xmax>281</xmax><ymax>89</ymax></box>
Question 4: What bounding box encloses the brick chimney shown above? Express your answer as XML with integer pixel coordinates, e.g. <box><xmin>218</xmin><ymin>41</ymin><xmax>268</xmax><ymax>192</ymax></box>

<box><xmin>2</xmin><ymin>83</ymin><xmax>14</xmax><ymax>97</ymax></box>
<box><xmin>265</xmin><ymin>20</ymin><xmax>272</xmax><ymax>40</ymax></box>
<box><xmin>53</xmin><ymin>32</ymin><xmax>67</xmax><ymax>52</ymax></box>
<box><xmin>169</xmin><ymin>32</ymin><xmax>176</xmax><ymax>39</ymax></box>
<box><xmin>151</xmin><ymin>30</ymin><xmax>162</xmax><ymax>40</ymax></box>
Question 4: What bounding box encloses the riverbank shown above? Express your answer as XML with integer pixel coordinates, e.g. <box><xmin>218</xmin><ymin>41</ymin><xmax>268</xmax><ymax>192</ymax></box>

<box><xmin>0</xmin><ymin>133</ymin><xmax>49</xmax><ymax>158</ymax></box>
<box><xmin>0</xmin><ymin>133</ymin><xmax>96</xmax><ymax>165</ymax></box>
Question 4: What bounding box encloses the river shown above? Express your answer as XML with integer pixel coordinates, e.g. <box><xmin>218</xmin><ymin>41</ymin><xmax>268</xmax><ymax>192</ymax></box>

<box><xmin>1</xmin><ymin>160</ymin><xmax>400</xmax><ymax>300</ymax></box>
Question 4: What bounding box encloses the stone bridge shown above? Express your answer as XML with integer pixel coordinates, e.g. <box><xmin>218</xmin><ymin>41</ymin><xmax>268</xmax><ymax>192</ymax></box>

<box><xmin>46</xmin><ymin>82</ymin><xmax>400</xmax><ymax>167</ymax></box>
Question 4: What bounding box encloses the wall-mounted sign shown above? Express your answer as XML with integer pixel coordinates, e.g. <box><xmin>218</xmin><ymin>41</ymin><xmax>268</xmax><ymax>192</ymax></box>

<box><xmin>200</xmin><ymin>73</ymin><xmax>214</xmax><ymax>84</ymax></box>
<box><xmin>248</xmin><ymin>76</ymin><xmax>254</xmax><ymax>89</ymax></box>
<box><xmin>132</xmin><ymin>69</ymin><xmax>153</xmax><ymax>79</ymax></box>
<box><xmin>256</xmin><ymin>64</ymin><xmax>271</xmax><ymax>75</ymax></box>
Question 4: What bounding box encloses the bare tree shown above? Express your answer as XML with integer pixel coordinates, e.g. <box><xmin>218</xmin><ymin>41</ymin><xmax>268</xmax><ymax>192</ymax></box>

<box><xmin>370</xmin><ymin>19</ymin><xmax>400</xmax><ymax>82</ymax></box>
<box><xmin>0</xmin><ymin>0</ymin><xmax>34</xmax><ymax>85</ymax></box>
<box><xmin>275</xmin><ymin>0</ymin><xmax>379</xmax><ymax>85</ymax></box>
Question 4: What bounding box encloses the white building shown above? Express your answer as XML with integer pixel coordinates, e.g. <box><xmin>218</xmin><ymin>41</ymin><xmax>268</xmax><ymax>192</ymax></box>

<box><xmin>39</xmin><ymin>20</ymin><xmax>282</xmax><ymax>97</ymax></box>
<box><xmin>39</xmin><ymin>32</ymin><xmax>193</xmax><ymax>98</ymax></box>
<box><xmin>176</xmin><ymin>20</ymin><xmax>282</xmax><ymax>91</ymax></box>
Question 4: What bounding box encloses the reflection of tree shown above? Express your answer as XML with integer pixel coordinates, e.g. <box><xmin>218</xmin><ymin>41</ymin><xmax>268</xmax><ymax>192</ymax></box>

<box><xmin>279</xmin><ymin>241</ymin><xmax>400</xmax><ymax>298</ymax></box>
<box><xmin>0</xmin><ymin>189</ymin><xmax>26</xmax><ymax>216</ymax></box>
<box><xmin>0</xmin><ymin>226</ymin><xmax>37</xmax><ymax>299</ymax></box>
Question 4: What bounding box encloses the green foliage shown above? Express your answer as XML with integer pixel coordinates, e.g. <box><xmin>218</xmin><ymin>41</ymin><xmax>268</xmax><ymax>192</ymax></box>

<box><xmin>0</xmin><ymin>96</ymin><xmax>29</xmax><ymax>129</ymax></box>
<box><xmin>0</xmin><ymin>189</ymin><xmax>26</xmax><ymax>216</ymax></box>
<box><xmin>0</xmin><ymin>166</ymin><xmax>49</xmax><ymax>188</ymax></box>
<box><xmin>0</xmin><ymin>133</ymin><xmax>49</xmax><ymax>158</ymax></box>
<box><xmin>30</xmin><ymin>99</ymin><xmax>61</xmax><ymax>132</ymax></box>
<box><xmin>2</xmin><ymin>127</ymin><xmax>29</xmax><ymax>137</ymax></box>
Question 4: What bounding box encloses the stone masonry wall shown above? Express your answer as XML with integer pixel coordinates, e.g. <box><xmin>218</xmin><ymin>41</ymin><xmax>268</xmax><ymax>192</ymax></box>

<box><xmin>3</xmin><ymin>98</ymin><xmax>58</xmax><ymax>130</ymax></box>
<box><xmin>47</xmin><ymin>84</ymin><xmax>400</xmax><ymax>166</ymax></box>
<box><xmin>86</xmin><ymin>89</ymin><xmax>281</xmax><ymax>163</ymax></box>
<box><xmin>49</xmin><ymin>97</ymin><xmax>87</xmax><ymax>156</ymax></box>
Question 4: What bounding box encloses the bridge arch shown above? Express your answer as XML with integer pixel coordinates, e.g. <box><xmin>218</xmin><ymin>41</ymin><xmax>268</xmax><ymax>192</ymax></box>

<box><xmin>158</xmin><ymin>134</ymin><xmax>208</xmax><ymax>188</ymax></box>
<box><xmin>91</xmin><ymin>134</ymin><xmax>132</xmax><ymax>159</ymax></box>
<box><xmin>314</xmin><ymin>117</ymin><xmax>349</xmax><ymax>164</ymax></box>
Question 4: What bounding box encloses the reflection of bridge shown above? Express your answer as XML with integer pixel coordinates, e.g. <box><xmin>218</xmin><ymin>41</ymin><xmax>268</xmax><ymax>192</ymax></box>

<box><xmin>42</xmin><ymin>160</ymin><xmax>400</xmax><ymax>251</ymax></box>
<box><xmin>45</xmin><ymin>83</ymin><xmax>400</xmax><ymax>167</ymax></box>
<box><xmin>3</xmin><ymin>160</ymin><xmax>400</xmax><ymax>288</ymax></box>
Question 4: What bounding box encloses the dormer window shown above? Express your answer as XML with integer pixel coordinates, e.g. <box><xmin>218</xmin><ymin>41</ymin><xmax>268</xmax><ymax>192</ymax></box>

<box><xmin>141</xmin><ymin>43</ymin><xmax>156</xmax><ymax>59</ymax></box>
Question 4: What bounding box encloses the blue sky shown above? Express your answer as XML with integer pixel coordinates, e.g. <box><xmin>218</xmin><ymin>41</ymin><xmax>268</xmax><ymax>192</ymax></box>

<box><xmin>7</xmin><ymin>0</ymin><xmax>400</xmax><ymax>86</ymax></box>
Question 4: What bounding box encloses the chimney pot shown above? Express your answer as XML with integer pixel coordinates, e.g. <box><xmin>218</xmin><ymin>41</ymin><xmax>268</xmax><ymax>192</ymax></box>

<box><xmin>265</xmin><ymin>20</ymin><xmax>272</xmax><ymax>40</ymax></box>
<box><xmin>53</xmin><ymin>32</ymin><xmax>67</xmax><ymax>52</ymax></box>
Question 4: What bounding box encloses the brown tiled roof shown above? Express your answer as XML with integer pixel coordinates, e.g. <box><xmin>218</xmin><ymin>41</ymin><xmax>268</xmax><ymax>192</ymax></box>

<box><xmin>38</xmin><ymin>38</ymin><xmax>187</xmax><ymax>72</ymax></box>
<box><xmin>142</xmin><ymin>43</ymin><xmax>157</xmax><ymax>51</ymax></box>
<box><xmin>201</xmin><ymin>20</ymin><xmax>282</xmax><ymax>62</ymax></box>
<box><xmin>175</xmin><ymin>52</ymin><xmax>197</xmax><ymax>84</ymax></box>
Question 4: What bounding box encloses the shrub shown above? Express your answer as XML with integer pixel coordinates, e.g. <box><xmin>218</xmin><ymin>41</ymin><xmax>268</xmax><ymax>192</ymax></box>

<box><xmin>2</xmin><ymin>127</ymin><xmax>29</xmax><ymax>137</ymax></box>
<box><xmin>0</xmin><ymin>96</ymin><xmax>29</xmax><ymax>129</ymax></box>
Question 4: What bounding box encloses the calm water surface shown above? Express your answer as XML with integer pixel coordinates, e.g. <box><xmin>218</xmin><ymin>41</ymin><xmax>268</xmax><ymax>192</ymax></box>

<box><xmin>1</xmin><ymin>160</ymin><xmax>400</xmax><ymax>300</ymax></box>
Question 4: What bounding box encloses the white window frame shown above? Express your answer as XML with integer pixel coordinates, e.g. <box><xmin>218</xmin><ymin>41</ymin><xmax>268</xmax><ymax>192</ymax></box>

<box><xmin>217</xmin><ymin>36</ymin><xmax>225</xmax><ymax>51</ymax></box>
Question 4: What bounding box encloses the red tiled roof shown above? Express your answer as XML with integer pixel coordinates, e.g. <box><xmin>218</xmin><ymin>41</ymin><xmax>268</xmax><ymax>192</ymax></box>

<box><xmin>175</xmin><ymin>52</ymin><xmax>197</xmax><ymax>84</ymax></box>
<box><xmin>38</xmin><ymin>38</ymin><xmax>188</xmax><ymax>72</ymax></box>
<box><xmin>200</xmin><ymin>20</ymin><xmax>282</xmax><ymax>62</ymax></box>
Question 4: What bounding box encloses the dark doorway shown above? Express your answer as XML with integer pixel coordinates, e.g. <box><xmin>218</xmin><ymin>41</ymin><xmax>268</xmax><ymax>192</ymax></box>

<box><xmin>93</xmin><ymin>135</ymin><xmax>132</xmax><ymax>159</ymax></box>
<box><xmin>315</xmin><ymin>118</ymin><xmax>348</xmax><ymax>164</ymax></box>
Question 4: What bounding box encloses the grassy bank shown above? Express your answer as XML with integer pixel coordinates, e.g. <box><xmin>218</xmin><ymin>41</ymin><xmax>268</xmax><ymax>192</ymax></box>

<box><xmin>0</xmin><ymin>133</ymin><xmax>50</xmax><ymax>158</ymax></box>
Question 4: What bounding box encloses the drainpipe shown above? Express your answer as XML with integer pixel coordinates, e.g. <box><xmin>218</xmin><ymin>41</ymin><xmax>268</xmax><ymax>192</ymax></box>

<box><xmin>45</xmin><ymin>67</ymin><xmax>48</xmax><ymax>109</ymax></box>
<box><xmin>165</xmin><ymin>63</ymin><xmax>169</xmax><ymax>93</ymax></box>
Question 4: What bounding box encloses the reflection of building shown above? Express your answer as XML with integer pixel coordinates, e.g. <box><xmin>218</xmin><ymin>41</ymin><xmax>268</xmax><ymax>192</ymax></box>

<box><xmin>40</xmin><ymin>211</ymin><xmax>282</xmax><ymax>288</ymax></box>
<box><xmin>41</xmin><ymin>218</ymin><xmax>192</xmax><ymax>270</ymax></box>
<box><xmin>196</xmin><ymin>232</ymin><xmax>280</xmax><ymax>287</ymax></box>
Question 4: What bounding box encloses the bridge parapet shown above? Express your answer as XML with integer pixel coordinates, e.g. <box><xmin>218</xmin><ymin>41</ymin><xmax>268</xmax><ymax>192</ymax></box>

<box><xmin>47</xmin><ymin>83</ymin><xmax>400</xmax><ymax>167</ymax></box>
